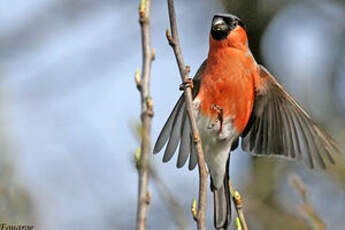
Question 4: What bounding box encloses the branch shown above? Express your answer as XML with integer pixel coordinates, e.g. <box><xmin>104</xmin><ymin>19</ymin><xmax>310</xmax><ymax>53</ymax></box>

<box><xmin>290</xmin><ymin>175</ymin><xmax>326</xmax><ymax>230</ymax></box>
<box><xmin>229</xmin><ymin>179</ymin><xmax>249</xmax><ymax>230</ymax></box>
<box><xmin>135</xmin><ymin>148</ymin><xmax>189</xmax><ymax>230</ymax></box>
<box><xmin>166</xmin><ymin>0</ymin><xmax>208</xmax><ymax>229</ymax></box>
<box><xmin>135</xmin><ymin>0</ymin><xmax>155</xmax><ymax>229</ymax></box>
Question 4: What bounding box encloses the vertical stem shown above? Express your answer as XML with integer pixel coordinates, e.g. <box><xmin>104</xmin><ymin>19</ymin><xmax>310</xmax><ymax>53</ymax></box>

<box><xmin>229</xmin><ymin>179</ymin><xmax>249</xmax><ymax>230</ymax></box>
<box><xmin>166</xmin><ymin>0</ymin><xmax>208</xmax><ymax>229</ymax></box>
<box><xmin>136</xmin><ymin>1</ymin><xmax>154</xmax><ymax>230</ymax></box>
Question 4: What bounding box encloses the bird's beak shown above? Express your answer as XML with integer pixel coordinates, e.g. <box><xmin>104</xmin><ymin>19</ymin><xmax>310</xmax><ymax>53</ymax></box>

<box><xmin>212</xmin><ymin>18</ymin><xmax>226</xmax><ymax>32</ymax></box>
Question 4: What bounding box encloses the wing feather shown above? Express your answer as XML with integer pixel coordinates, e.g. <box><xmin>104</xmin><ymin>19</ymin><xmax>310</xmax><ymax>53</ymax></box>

<box><xmin>153</xmin><ymin>96</ymin><xmax>184</xmax><ymax>154</ymax></box>
<box><xmin>241</xmin><ymin>65</ymin><xmax>339</xmax><ymax>168</ymax></box>
<box><xmin>163</xmin><ymin>103</ymin><xmax>185</xmax><ymax>162</ymax></box>
<box><xmin>177</xmin><ymin>110</ymin><xmax>191</xmax><ymax>168</ymax></box>
<box><xmin>153</xmin><ymin>60</ymin><xmax>207</xmax><ymax>169</ymax></box>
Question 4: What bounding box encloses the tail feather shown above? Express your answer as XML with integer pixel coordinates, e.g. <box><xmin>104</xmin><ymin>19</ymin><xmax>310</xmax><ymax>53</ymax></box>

<box><xmin>212</xmin><ymin>160</ymin><xmax>232</xmax><ymax>229</ymax></box>
<box><xmin>213</xmin><ymin>183</ymin><xmax>230</xmax><ymax>229</ymax></box>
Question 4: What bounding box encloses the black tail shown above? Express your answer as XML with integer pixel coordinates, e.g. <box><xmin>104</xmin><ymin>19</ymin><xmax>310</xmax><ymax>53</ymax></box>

<box><xmin>212</xmin><ymin>159</ymin><xmax>231</xmax><ymax>229</ymax></box>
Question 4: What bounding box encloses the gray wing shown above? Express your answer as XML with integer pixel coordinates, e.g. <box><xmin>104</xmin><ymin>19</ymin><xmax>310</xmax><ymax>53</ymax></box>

<box><xmin>241</xmin><ymin>65</ymin><xmax>339</xmax><ymax>168</ymax></box>
<box><xmin>153</xmin><ymin>60</ymin><xmax>207</xmax><ymax>170</ymax></box>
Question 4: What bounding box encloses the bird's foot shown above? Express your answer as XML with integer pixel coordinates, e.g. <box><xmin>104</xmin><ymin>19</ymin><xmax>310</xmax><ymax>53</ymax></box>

<box><xmin>179</xmin><ymin>78</ymin><xmax>194</xmax><ymax>91</ymax></box>
<box><xmin>211</xmin><ymin>104</ymin><xmax>224</xmax><ymax>133</ymax></box>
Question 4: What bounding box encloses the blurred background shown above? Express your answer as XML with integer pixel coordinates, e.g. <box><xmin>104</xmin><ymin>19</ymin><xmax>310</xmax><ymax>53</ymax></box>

<box><xmin>0</xmin><ymin>0</ymin><xmax>345</xmax><ymax>229</ymax></box>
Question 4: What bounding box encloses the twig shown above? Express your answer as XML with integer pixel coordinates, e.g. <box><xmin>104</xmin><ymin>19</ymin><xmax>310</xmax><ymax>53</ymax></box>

<box><xmin>134</xmin><ymin>140</ymin><xmax>189</xmax><ymax>229</ymax></box>
<box><xmin>290</xmin><ymin>175</ymin><xmax>326</xmax><ymax>230</ymax></box>
<box><xmin>166</xmin><ymin>0</ymin><xmax>208</xmax><ymax>229</ymax></box>
<box><xmin>229</xmin><ymin>179</ymin><xmax>249</xmax><ymax>230</ymax></box>
<box><xmin>135</xmin><ymin>0</ymin><xmax>155</xmax><ymax>229</ymax></box>
<box><xmin>150</xmin><ymin>165</ymin><xmax>189</xmax><ymax>230</ymax></box>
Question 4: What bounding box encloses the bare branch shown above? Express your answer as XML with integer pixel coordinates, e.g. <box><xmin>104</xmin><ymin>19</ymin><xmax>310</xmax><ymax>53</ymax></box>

<box><xmin>290</xmin><ymin>175</ymin><xmax>326</xmax><ymax>230</ymax></box>
<box><xmin>166</xmin><ymin>0</ymin><xmax>208</xmax><ymax>229</ymax></box>
<box><xmin>135</xmin><ymin>0</ymin><xmax>154</xmax><ymax>229</ymax></box>
<box><xmin>135</xmin><ymin>148</ymin><xmax>189</xmax><ymax>230</ymax></box>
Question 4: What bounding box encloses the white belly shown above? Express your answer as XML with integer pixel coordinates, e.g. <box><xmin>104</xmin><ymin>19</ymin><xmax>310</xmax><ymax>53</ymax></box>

<box><xmin>193</xmin><ymin>99</ymin><xmax>238</xmax><ymax>188</ymax></box>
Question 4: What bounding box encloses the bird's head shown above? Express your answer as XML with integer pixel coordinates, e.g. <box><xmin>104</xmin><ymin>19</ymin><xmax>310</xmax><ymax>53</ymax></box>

<box><xmin>210</xmin><ymin>14</ymin><xmax>248</xmax><ymax>50</ymax></box>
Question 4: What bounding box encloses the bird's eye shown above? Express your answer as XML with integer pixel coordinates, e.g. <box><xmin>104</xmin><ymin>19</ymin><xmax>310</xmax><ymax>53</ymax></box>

<box><xmin>232</xmin><ymin>20</ymin><xmax>238</xmax><ymax>27</ymax></box>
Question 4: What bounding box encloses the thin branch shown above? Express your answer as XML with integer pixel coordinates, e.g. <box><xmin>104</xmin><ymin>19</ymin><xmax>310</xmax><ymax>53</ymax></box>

<box><xmin>135</xmin><ymin>0</ymin><xmax>155</xmax><ymax>229</ymax></box>
<box><xmin>166</xmin><ymin>0</ymin><xmax>208</xmax><ymax>229</ymax></box>
<box><xmin>290</xmin><ymin>175</ymin><xmax>326</xmax><ymax>230</ymax></box>
<box><xmin>150</xmin><ymin>165</ymin><xmax>189</xmax><ymax>230</ymax></box>
<box><xmin>135</xmin><ymin>149</ymin><xmax>189</xmax><ymax>230</ymax></box>
<box><xmin>229</xmin><ymin>179</ymin><xmax>249</xmax><ymax>230</ymax></box>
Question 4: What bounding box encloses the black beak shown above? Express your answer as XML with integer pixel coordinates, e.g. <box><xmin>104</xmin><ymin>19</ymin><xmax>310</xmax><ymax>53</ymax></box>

<box><xmin>212</xmin><ymin>18</ymin><xmax>227</xmax><ymax>32</ymax></box>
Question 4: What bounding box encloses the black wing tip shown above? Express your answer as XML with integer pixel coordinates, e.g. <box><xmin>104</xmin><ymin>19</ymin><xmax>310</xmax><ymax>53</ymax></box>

<box><xmin>162</xmin><ymin>157</ymin><xmax>169</xmax><ymax>163</ymax></box>
<box><xmin>302</xmin><ymin>150</ymin><xmax>337</xmax><ymax>170</ymax></box>
<box><xmin>162</xmin><ymin>149</ymin><xmax>174</xmax><ymax>162</ymax></box>
<box><xmin>177</xmin><ymin>157</ymin><xmax>188</xmax><ymax>168</ymax></box>
<box><xmin>176</xmin><ymin>163</ymin><xmax>184</xmax><ymax>168</ymax></box>
<box><xmin>188</xmin><ymin>163</ymin><xmax>197</xmax><ymax>170</ymax></box>
<box><xmin>153</xmin><ymin>136</ymin><xmax>167</xmax><ymax>155</ymax></box>
<box><xmin>152</xmin><ymin>144</ymin><xmax>161</xmax><ymax>154</ymax></box>
<box><xmin>176</xmin><ymin>150</ymin><xmax>188</xmax><ymax>168</ymax></box>
<box><xmin>176</xmin><ymin>151</ymin><xmax>188</xmax><ymax>168</ymax></box>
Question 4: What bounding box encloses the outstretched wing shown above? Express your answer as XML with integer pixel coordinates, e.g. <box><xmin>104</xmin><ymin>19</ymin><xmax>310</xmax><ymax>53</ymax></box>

<box><xmin>241</xmin><ymin>65</ymin><xmax>339</xmax><ymax>168</ymax></box>
<box><xmin>153</xmin><ymin>60</ymin><xmax>207</xmax><ymax>170</ymax></box>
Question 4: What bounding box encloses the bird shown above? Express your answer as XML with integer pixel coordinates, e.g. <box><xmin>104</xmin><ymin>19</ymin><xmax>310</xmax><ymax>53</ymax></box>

<box><xmin>153</xmin><ymin>13</ymin><xmax>339</xmax><ymax>229</ymax></box>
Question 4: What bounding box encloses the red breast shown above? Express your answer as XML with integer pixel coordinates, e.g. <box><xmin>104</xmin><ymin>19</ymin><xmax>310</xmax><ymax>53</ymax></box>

<box><xmin>197</xmin><ymin>26</ymin><xmax>256</xmax><ymax>134</ymax></box>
